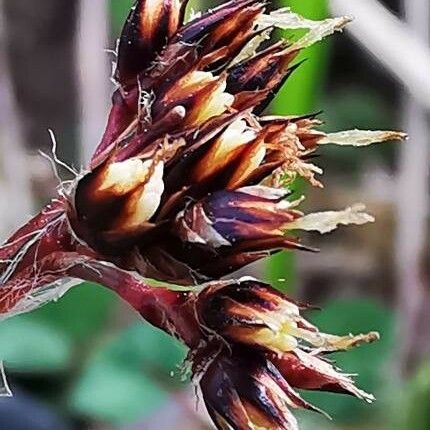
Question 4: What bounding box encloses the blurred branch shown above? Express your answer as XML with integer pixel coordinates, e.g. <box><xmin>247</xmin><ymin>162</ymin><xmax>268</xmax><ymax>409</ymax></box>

<box><xmin>396</xmin><ymin>0</ymin><xmax>430</xmax><ymax>373</ymax></box>
<box><xmin>0</xmin><ymin>0</ymin><xmax>34</xmax><ymax>238</ymax></box>
<box><xmin>330</xmin><ymin>0</ymin><xmax>430</xmax><ymax>112</ymax></box>
<box><xmin>76</xmin><ymin>0</ymin><xmax>111</xmax><ymax>165</ymax></box>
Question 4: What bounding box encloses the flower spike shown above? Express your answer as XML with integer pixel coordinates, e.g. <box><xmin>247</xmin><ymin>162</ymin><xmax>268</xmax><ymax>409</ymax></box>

<box><xmin>191</xmin><ymin>279</ymin><xmax>378</xmax><ymax>429</ymax></box>
<box><xmin>0</xmin><ymin>0</ymin><xmax>405</xmax><ymax>427</ymax></box>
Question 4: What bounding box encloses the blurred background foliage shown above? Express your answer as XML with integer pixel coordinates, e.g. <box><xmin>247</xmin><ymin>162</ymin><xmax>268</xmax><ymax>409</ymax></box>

<box><xmin>0</xmin><ymin>0</ymin><xmax>429</xmax><ymax>429</ymax></box>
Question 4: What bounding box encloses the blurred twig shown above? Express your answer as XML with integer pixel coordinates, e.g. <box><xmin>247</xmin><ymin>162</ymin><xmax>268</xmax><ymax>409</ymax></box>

<box><xmin>76</xmin><ymin>0</ymin><xmax>111</xmax><ymax>165</ymax></box>
<box><xmin>0</xmin><ymin>0</ymin><xmax>34</xmax><ymax>238</ymax></box>
<box><xmin>396</xmin><ymin>0</ymin><xmax>430</xmax><ymax>373</ymax></box>
<box><xmin>331</xmin><ymin>0</ymin><xmax>430</xmax><ymax>112</ymax></box>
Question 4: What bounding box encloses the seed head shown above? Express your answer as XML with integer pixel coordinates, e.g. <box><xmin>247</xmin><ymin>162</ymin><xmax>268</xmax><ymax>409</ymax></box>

<box><xmin>0</xmin><ymin>1</ymin><xmax>405</xmax><ymax>427</ymax></box>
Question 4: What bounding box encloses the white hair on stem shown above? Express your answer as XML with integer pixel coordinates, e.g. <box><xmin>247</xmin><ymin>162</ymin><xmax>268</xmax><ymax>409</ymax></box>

<box><xmin>0</xmin><ymin>362</ymin><xmax>11</xmax><ymax>397</ymax></box>
<box><xmin>39</xmin><ymin>128</ymin><xmax>79</xmax><ymax>184</ymax></box>
<box><xmin>0</xmin><ymin>212</ymin><xmax>67</xmax><ymax>285</ymax></box>
<box><xmin>0</xmin><ymin>278</ymin><xmax>81</xmax><ymax>322</ymax></box>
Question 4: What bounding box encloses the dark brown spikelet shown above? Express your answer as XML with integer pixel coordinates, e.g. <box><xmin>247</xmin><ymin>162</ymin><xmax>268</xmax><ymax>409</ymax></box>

<box><xmin>115</xmin><ymin>0</ymin><xmax>188</xmax><ymax>84</ymax></box>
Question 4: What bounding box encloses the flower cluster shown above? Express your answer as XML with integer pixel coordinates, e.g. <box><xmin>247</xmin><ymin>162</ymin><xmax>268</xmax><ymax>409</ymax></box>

<box><xmin>0</xmin><ymin>1</ymin><xmax>405</xmax><ymax>428</ymax></box>
<box><xmin>192</xmin><ymin>279</ymin><xmax>378</xmax><ymax>429</ymax></box>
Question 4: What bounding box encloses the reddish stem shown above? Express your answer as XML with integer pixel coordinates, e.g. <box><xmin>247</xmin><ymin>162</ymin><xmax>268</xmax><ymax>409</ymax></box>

<box><xmin>0</xmin><ymin>199</ymin><xmax>65</xmax><ymax>262</ymax></box>
<box><xmin>1</xmin><ymin>244</ymin><xmax>200</xmax><ymax>348</ymax></box>
<box><xmin>67</xmin><ymin>257</ymin><xmax>200</xmax><ymax>347</ymax></box>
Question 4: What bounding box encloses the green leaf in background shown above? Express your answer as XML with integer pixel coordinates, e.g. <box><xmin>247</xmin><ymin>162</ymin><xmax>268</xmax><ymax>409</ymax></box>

<box><xmin>110</xmin><ymin>0</ymin><xmax>134</xmax><ymax>35</ymax></box>
<box><xmin>69</xmin><ymin>323</ymin><xmax>187</xmax><ymax>425</ymax></box>
<box><xmin>70</xmin><ymin>357</ymin><xmax>167</xmax><ymax>424</ymax></box>
<box><xmin>0</xmin><ymin>283</ymin><xmax>114</xmax><ymax>374</ymax></box>
<box><xmin>96</xmin><ymin>322</ymin><xmax>187</xmax><ymax>378</ymax></box>
<box><xmin>305</xmin><ymin>299</ymin><xmax>395</xmax><ymax>424</ymax></box>
<box><xmin>266</xmin><ymin>0</ymin><xmax>329</xmax><ymax>291</ymax></box>
<box><xmin>323</xmin><ymin>88</ymin><xmax>394</xmax><ymax>132</ymax></box>
<box><xmin>0</xmin><ymin>317</ymin><xmax>73</xmax><ymax>373</ymax></box>
<box><xmin>29</xmin><ymin>282</ymin><xmax>115</xmax><ymax>343</ymax></box>
<box><xmin>322</xmin><ymin>87</ymin><xmax>398</xmax><ymax>174</ymax></box>
<box><xmin>391</xmin><ymin>360</ymin><xmax>430</xmax><ymax>430</ymax></box>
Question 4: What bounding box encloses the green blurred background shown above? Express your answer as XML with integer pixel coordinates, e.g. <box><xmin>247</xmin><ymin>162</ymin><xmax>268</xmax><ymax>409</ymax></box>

<box><xmin>1</xmin><ymin>0</ymin><xmax>429</xmax><ymax>429</ymax></box>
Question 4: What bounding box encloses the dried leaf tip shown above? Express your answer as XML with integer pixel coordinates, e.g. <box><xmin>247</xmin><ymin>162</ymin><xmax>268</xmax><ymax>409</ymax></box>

<box><xmin>259</xmin><ymin>7</ymin><xmax>352</xmax><ymax>32</ymax></box>
<box><xmin>321</xmin><ymin>330</ymin><xmax>380</xmax><ymax>352</ymax></box>
<box><xmin>320</xmin><ymin>129</ymin><xmax>408</xmax><ymax>147</ymax></box>
<box><xmin>289</xmin><ymin>15</ymin><xmax>352</xmax><ymax>52</ymax></box>
<box><xmin>287</xmin><ymin>204</ymin><xmax>375</xmax><ymax>234</ymax></box>
<box><xmin>258</xmin><ymin>8</ymin><xmax>352</xmax><ymax>52</ymax></box>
